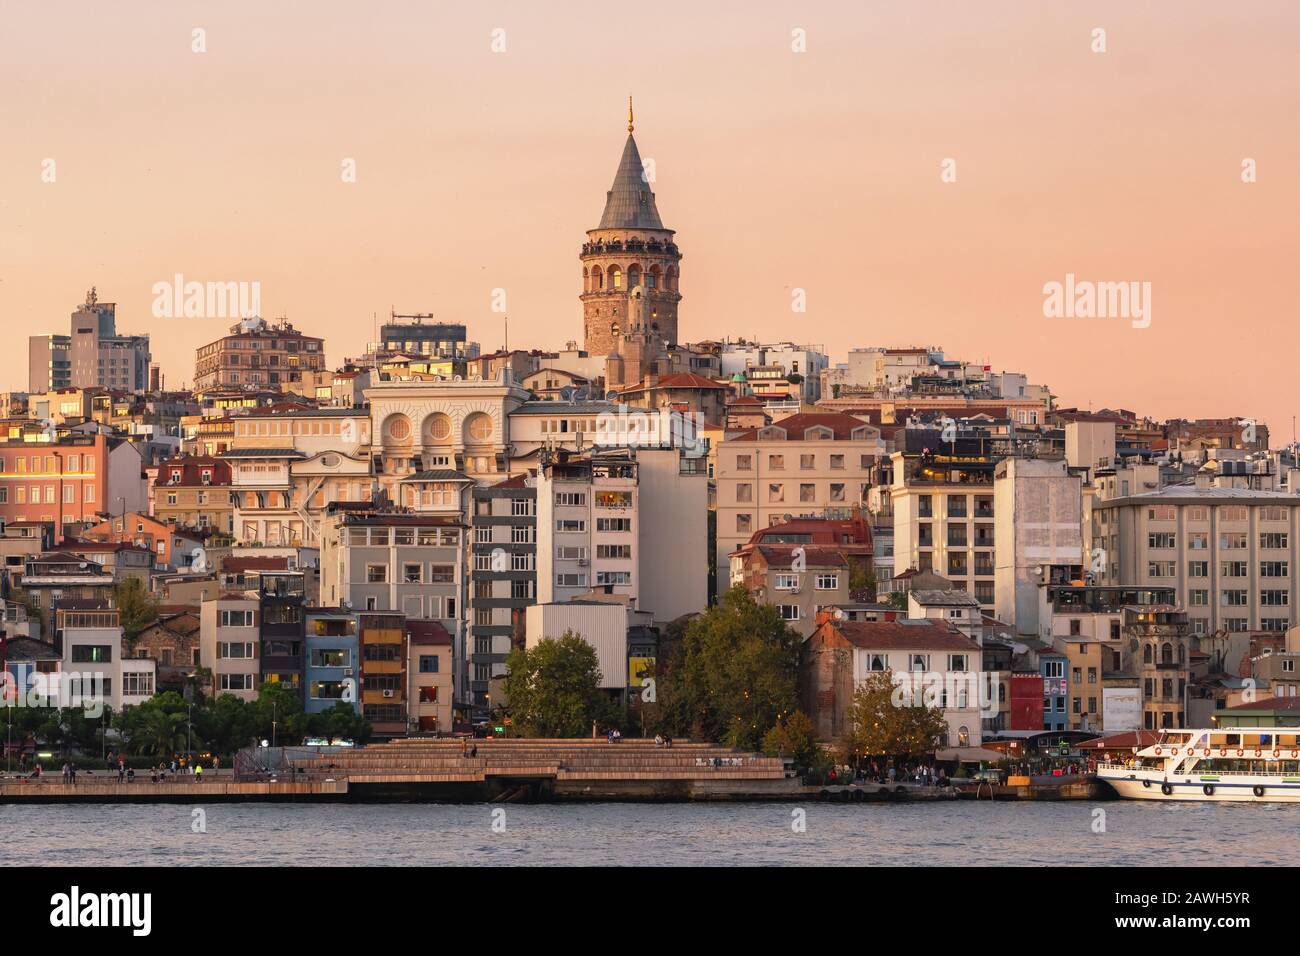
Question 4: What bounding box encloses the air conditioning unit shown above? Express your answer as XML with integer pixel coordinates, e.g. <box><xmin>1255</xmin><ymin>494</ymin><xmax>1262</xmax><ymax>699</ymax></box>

<box><xmin>382</xmin><ymin>689</ymin><xmax>395</xmax><ymax>698</ymax></box>
<box><xmin>343</xmin><ymin>668</ymin><xmax>353</xmax><ymax>677</ymax></box>
<box><xmin>790</xmin><ymin>586</ymin><xmax>801</xmax><ymax>594</ymax></box>
<box><xmin>578</xmin><ymin>558</ymin><xmax>589</xmax><ymax>566</ymax></box>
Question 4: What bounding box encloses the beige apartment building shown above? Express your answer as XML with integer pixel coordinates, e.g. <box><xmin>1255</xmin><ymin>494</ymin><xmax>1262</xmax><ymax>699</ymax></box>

<box><xmin>1091</xmin><ymin>485</ymin><xmax>1300</xmax><ymax>637</ymax></box>
<box><xmin>889</xmin><ymin>452</ymin><xmax>998</xmax><ymax>610</ymax></box>
<box><xmin>715</xmin><ymin>413</ymin><xmax>883</xmax><ymax>600</ymax></box>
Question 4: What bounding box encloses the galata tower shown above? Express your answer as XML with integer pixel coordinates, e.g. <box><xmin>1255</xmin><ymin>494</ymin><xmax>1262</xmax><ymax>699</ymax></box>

<box><xmin>580</xmin><ymin>98</ymin><xmax>682</xmax><ymax>356</ymax></box>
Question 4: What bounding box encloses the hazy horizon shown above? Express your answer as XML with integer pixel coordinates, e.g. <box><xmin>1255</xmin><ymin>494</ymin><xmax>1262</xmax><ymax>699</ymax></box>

<box><xmin>2</xmin><ymin>1</ymin><xmax>1296</xmax><ymax>435</ymax></box>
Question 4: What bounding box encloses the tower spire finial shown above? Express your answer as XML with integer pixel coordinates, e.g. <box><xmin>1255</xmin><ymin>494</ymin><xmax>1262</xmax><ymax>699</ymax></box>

<box><xmin>627</xmin><ymin>95</ymin><xmax>634</xmax><ymax>134</ymax></box>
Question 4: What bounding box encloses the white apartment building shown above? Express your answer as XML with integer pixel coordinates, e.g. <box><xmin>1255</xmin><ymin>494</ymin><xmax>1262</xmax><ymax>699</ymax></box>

<box><xmin>1091</xmin><ymin>485</ymin><xmax>1300</xmax><ymax>637</ymax></box>
<box><xmin>59</xmin><ymin>608</ymin><xmax>156</xmax><ymax>711</ymax></box>
<box><xmin>993</xmin><ymin>457</ymin><xmax>1085</xmax><ymax>635</ymax></box>
<box><xmin>716</xmin><ymin>342</ymin><xmax>829</xmax><ymax>403</ymax></box>
<box><xmin>536</xmin><ymin>451</ymin><xmax>639</xmax><ymax>606</ymax></box>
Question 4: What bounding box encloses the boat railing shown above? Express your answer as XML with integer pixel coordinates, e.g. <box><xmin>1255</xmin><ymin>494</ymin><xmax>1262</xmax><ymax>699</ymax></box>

<box><xmin>1099</xmin><ymin>762</ymin><xmax>1300</xmax><ymax>778</ymax></box>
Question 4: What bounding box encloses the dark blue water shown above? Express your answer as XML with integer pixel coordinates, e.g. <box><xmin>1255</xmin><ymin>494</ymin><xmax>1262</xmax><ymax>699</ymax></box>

<box><xmin>2</xmin><ymin>801</ymin><xmax>1292</xmax><ymax>866</ymax></box>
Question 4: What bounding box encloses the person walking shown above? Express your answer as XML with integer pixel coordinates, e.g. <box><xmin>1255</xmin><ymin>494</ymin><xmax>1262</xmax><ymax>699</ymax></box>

<box><xmin>195</xmin><ymin>763</ymin><xmax>203</xmax><ymax>782</ymax></box>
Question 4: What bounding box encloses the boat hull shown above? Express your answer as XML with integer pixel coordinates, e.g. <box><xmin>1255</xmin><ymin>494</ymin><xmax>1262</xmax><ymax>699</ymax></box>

<box><xmin>1099</xmin><ymin>768</ymin><xmax>1300</xmax><ymax>802</ymax></box>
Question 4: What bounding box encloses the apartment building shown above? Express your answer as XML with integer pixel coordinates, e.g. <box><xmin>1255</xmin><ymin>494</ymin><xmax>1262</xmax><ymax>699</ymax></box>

<box><xmin>194</xmin><ymin>317</ymin><xmax>325</xmax><ymax>391</ymax></box>
<box><xmin>223</xmin><ymin>407</ymin><xmax>373</xmax><ymax>547</ymax></box>
<box><xmin>716</xmin><ymin>413</ymin><xmax>883</xmax><ymax>600</ymax></box>
<box><xmin>801</xmin><ymin>616</ymin><xmax>983</xmax><ymax>746</ymax></box>
<box><xmin>0</xmin><ymin>433</ymin><xmax>147</xmax><ymax>543</ymax></box>
<box><xmin>469</xmin><ymin>474</ymin><xmax>536</xmax><ymax>712</ymax></box>
<box><xmin>1041</xmin><ymin>584</ymin><xmax>1191</xmax><ymax>731</ymax></box>
<box><xmin>1091</xmin><ymin>485</ymin><xmax>1300</xmax><ymax>637</ymax></box>
<box><xmin>319</xmin><ymin>510</ymin><xmax>467</xmax><ymax>705</ymax></box>
<box><xmin>993</xmin><ymin>457</ymin><xmax>1084</xmax><ymax>635</ymax></box>
<box><xmin>80</xmin><ymin>511</ymin><xmax>205</xmax><ymax>573</ymax></box>
<box><xmin>716</xmin><ymin>341</ymin><xmax>829</xmax><ymax>403</ymax></box>
<box><xmin>258</xmin><ymin>570</ymin><xmax>306</xmax><ymax>695</ymax></box>
<box><xmin>728</xmin><ymin>515</ymin><xmax>874</xmax><ymax>634</ymax></box>
<box><xmin>407</xmin><ymin>619</ymin><xmax>453</xmax><ymax>733</ymax></box>
<box><xmin>152</xmin><ymin>456</ymin><xmax>234</xmax><ymax>537</ymax></box>
<box><xmin>200</xmin><ymin>594</ymin><xmax>261</xmax><ymax>701</ymax></box>
<box><xmin>304</xmin><ymin>606</ymin><xmax>360</xmax><ymax>716</ymax></box>
<box><xmin>358</xmin><ymin>611</ymin><xmax>408</xmax><ymax>737</ymax></box>
<box><xmin>889</xmin><ymin>451</ymin><xmax>998</xmax><ymax>611</ymax></box>
<box><xmin>59</xmin><ymin>608</ymin><xmax>156</xmax><ymax>711</ymax></box>
<box><xmin>536</xmin><ymin>450</ymin><xmax>638</xmax><ymax>606</ymax></box>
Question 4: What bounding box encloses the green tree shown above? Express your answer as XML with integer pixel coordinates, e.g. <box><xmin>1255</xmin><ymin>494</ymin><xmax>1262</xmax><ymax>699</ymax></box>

<box><xmin>761</xmin><ymin>710</ymin><xmax>820</xmax><ymax>773</ymax></box>
<box><xmin>114</xmin><ymin>578</ymin><xmax>158</xmax><ymax>643</ymax></box>
<box><xmin>504</xmin><ymin>632</ymin><xmax>613</xmax><ymax>737</ymax></box>
<box><xmin>658</xmin><ymin>586</ymin><xmax>802</xmax><ymax>751</ymax></box>
<box><xmin>308</xmin><ymin>702</ymin><xmax>372</xmax><ymax>745</ymax></box>
<box><xmin>250</xmin><ymin>681</ymin><xmax>309</xmax><ymax>746</ymax></box>
<box><xmin>844</xmin><ymin>670</ymin><xmax>949</xmax><ymax>759</ymax></box>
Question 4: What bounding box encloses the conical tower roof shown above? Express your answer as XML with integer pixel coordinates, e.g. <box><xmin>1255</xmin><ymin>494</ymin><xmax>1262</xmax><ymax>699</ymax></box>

<box><xmin>597</xmin><ymin>100</ymin><xmax>666</xmax><ymax>230</ymax></box>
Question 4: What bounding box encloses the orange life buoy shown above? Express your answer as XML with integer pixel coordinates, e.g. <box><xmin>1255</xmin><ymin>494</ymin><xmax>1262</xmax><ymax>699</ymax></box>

<box><xmin>1154</xmin><ymin>747</ymin><xmax>1162</xmax><ymax>755</ymax></box>
<box><xmin>1255</xmin><ymin>749</ymin><xmax>1263</xmax><ymax>758</ymax></box>
<box><xmin>1236</xmin><ymin>749</ymin><xmax>1245</xmax><ymax>757</ymax></box>
<box><xmin>1291</xmin><ymin>750</ymin><xmax>1298</xmax><ymax>759</ymax></box>
<box><xmin>1219</xmin><ymin>749</ymin><xmax>1228</xmax><ymax>757</ymax></box>
<box><xmin>1273</xmin><ymin>750</ymin><xmax>1281</xmax><ymax>758</ymax></box>
<box><xmin>1203</xmin><ymin>748</ymin><xmax>1211</xmax><ymax>757</ymax></box>
<box><xmin>1171</xmin><ymin>748</ymin><xmax>1179</xmax><ymax>756</ymax></box>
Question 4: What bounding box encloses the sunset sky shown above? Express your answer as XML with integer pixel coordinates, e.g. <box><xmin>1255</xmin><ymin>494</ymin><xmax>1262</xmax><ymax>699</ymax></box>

<box><xmin>2</xmin><ymin>1</ymin><xmax>1296</xmax><ymax>435</ymax></box>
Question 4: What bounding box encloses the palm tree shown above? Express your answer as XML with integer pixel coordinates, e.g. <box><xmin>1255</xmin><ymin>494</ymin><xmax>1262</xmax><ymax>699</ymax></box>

<box><xmin>134</xmin><ymin>710</ymin><xmax>188</xmax><ymax>759</ymax></box>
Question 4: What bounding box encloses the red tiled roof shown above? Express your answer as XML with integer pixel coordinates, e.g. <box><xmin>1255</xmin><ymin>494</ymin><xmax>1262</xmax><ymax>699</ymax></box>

<box><xmin>824</xmin><ymin>619</ymin><xmax>978</xmax><ymax>651</ymax></box>
<box><xmin>1225</xmin><ymin>696</ymin><xmax>1300</xmax><ymax>712</ymax></box>
<box><xmin>729</xmin><ymin>412</ymin><xmax>876</xmax><ymax>442</ymax></box>
<box><xmin>407</xmin><ymin>619</ymin><xmax>453</xmax><ymax>646</ymax></box>
<box><xmin>758</xmin><ymin>546</ymin><xmax>847</xmax><ymax>569</ymax></box>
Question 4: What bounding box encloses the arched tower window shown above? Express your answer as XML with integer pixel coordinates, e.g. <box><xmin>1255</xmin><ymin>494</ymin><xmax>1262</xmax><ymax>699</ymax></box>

<box><xmin>609</xmin><ymin>266</ymin><xmax>622</xmax><ymax>290</ymax></box>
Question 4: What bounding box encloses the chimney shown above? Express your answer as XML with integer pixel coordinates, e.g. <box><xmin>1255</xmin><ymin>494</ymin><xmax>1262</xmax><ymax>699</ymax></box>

<box><xmin>814</xmin><ymin>608</ymin><xmax>835</xmax><ymax>629</ymax></box>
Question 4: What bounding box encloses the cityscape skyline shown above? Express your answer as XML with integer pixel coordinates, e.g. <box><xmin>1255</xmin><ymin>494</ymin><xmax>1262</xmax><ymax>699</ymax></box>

<box><xmin>3</xmin><ymin>1</ymin><xmax>1297</xmax><ymax>432</ymax></box>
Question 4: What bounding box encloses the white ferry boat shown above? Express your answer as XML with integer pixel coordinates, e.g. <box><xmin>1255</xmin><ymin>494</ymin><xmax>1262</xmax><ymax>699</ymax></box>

<box><xmin>1097</xmin><ymin>727</ymin><xmax>1300</xmax><ymax>802</ymax></box>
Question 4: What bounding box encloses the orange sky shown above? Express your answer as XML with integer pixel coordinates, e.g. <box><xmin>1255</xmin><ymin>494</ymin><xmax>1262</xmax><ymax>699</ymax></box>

<box><xmin>2</xmin><ymin>1</ymin><xmax>1297</xmax><ymax>436</ymax></box>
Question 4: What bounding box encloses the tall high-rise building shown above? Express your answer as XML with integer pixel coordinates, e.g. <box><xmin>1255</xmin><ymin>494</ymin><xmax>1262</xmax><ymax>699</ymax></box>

<box><xmin>28</xmin><ymin>288</ymin><xmax>150</xmax><ymax>393</ymax></box>
<box><xmin>580</xmin><ymin>100</ymin><xmax>682</xmax><ymax>357</ymax></box>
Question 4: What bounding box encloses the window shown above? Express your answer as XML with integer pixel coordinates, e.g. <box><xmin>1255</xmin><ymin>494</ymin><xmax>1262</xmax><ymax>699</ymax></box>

<box><xmin>595</xmin><ymin>570</ymin><xmax>631</xmax><ymax>586</ymax></box>
<box><xmin>122</xmin><ymin>671</ymin><xmax>154</xmax><ymax>697</ymax></box>
<box><xmin>218</xmin><ymin>642</ymin><xmax>255</xmax><ymax>659</ymax></box>
<box><xmin>829</xmin><ymin>483</ymin><xmax>845</xmax><ymax>502</ymax></box>
<box><xmin>220</xmin><ymin>674</ymin><xmax>253</xmax><ymax>691</ymax></box>
<box><xmin>1220</xmin><ymin>532</ymin><xmax>1248</xmax><ymax>550</ymax></box>
<box><xmin>735</xmin><ymin>454</ymin><xmax>752</xmax><ymax>471</ymax></box>
<box><xmin>419</xmin><ymin>655</ymin><xmax>440</xmax><ymax>673</ymax></box>
<box><xmin>1147</xmin><ymin>561</ymin><xmax>1174</xmax><ymax>577</ymax></box>
<box><xmin>778</xmin><ymin>605</ymin><xmax>800</xmax><ymax>621</ymax></box>
<box><xmin>799</xmin><ymin>483</ymin><xmax>815</xmax><ymax>503</ymax></box>
<box><xmin>768</xmin><ymin>483</ymin><xmax>784</xmax><ymax>503</ymax></box>
<box><xmin>814</xmin><ymin>573</ymin><xmax>839</xmax><ymax>590</ymax></box>
<box><xmin>595</xmin><ymin>491</ymin><xmax>632</xmax><ymax>509</ymax></box>
<box><xmin>555</xmin><ymin>492</ymin><xmax>586</xmax><ymax>507</ymax></box>
<box><xmin>1261</xmin><ymin>590</ymin><xmax>1290</xmax><ymax>607</ymax></box>
<box><xmin>71</xmin><ymin>645</ymin><xmax>113</xmax><ymax>663</ymax></box>
<box><xmin>367</xmin><ymin>564</ymin><xmax>388</xmax><ymax>583</ymax></box>
<box><xmin>403</xmin><ymin>563</ymin><xmax>423</xmax><ymax>583</ymax></box>
<box><xmin>1261</xmin><ymin>533</ymin><xmax>1289</xmax><ymax>549</ymax></box>
<box><xmin>1220</xmin><ymin>589</ymin><xmax>1248</xmax><ymax>607</ymax></box>
<box><xmin>219</xmin><ymin>609</ymin><xmax>254</xmax><ymax>627</ymax></box>
<box><xmin>800</xmin><ymin>454</ymin><xmax>815</xmax><ymax>470</ymax></box>
<box><xmin>1261</xmin><ymin>561</ymin><xmax>1290</xmax><ymax>577</ymax></box>
<box><xmin>555</xmin><ymin>519</ymin><xmax>586</xmax><ymax>533</ymax></box>
<box><xmin>1188</xmin><ymin>561</ymin><xmax>1208</xmax><ymax>578</ymax></box>
<box><xmin>909</xmin><ymin>654</ymin><xmax>930</xmax><ymax>672</ymax></box>
<box><xmin>829</xmin><ymin>454</ymin><xmax>845</xmax><ymax>470</ymax></box>
<box><xmin>736</xmin><ymin>514</ymin><xmax>752</xmax><ymax>534</ymax></box>
<box><xmin>949</xmin><ymin>654</ymin><xmax>967</xmax><ymax>671</ymax></box>
<box><xmin>1221</xmin><ymin>561</ymin><xmax>1248</xmax><ymax>578</ymax></box>
<box><xmin>774</xmin><ymin>573</ymin><xmax>798</xmax><ymax>591</ymax></box>
<box><xmin>596</xmin><ymin>518</ymin><xmax>631</xmax><ymax>533</ymax></box>
<box><xmin>735</xmin><ymin>483</ymin><xmax>752</xmax><ymax>503</ymax></box>
<box><xmin>768</xmin><ymin>454</ymin><xmax>784</xmax><ymax>471</ymax></box>
<box><xmin>1148</xmin><ymin>532</ymin><xmax>1176</xmax><ymax>549</ymax></box>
